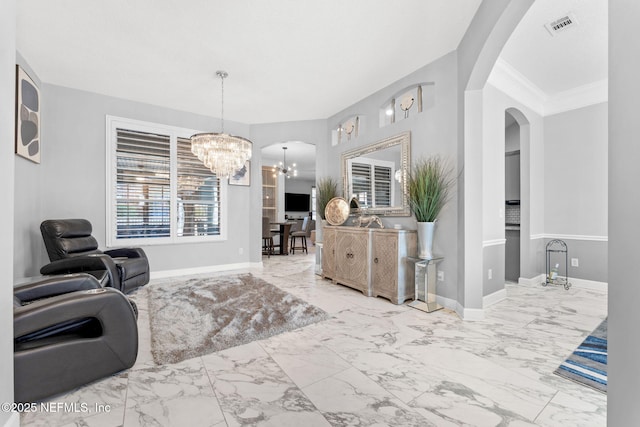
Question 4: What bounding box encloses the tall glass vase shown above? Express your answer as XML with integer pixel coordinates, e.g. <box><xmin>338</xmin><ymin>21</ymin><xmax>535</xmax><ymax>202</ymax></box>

<box><xmin>417</xmin><ymin>221</ymin><xmax>435</xmax><ymax>259</ymax></box>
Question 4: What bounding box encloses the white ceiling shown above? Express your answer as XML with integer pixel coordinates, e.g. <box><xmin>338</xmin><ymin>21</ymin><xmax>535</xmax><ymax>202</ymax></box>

<box><xmin>16</xmin><ymin>0</ymin><xmax>482</xmax><ymax>124</ymax></box>
<box><xmin>498</xmin><ymin>0</ymin><xmax>607</xmax><ymax>96</ymax></box>
<box><xmin>16</xmin><ymin>1</ymin><xmax>607</xmax><ymax>178</ymax></box>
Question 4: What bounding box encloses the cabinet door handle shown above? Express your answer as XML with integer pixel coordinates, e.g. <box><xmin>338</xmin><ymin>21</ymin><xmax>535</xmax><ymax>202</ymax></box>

<box><xmin>374</xmin><ymin>258</ymin><xmax>378</xmax><ymax>263</ymax></box>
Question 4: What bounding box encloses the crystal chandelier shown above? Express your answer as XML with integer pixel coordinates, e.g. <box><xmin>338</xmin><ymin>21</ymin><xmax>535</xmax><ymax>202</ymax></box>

<box><xmin>178</xmin><ymin>175</ymin><xmax>204</xmax><ymax>195</ymax></box>
<box><xmin>272</xmin><ymin>146</ymin><xmax>297</xmax><ymax>179</ymax></box>
<box><xmin>190</xmin><ymin>71</ymin><xmax>252</xmax><ymax>177</ymax></box>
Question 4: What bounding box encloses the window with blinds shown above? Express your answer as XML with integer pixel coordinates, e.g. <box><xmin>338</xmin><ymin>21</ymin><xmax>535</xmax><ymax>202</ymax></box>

<box><xmin>108</xmin><ymin>116</ymin><xmax>225</xmax><ymax>246</ymax></box>
<box><xmin>349</xmin><ymin>159</ymin><xmax>394</xmax><ymax>208</ymax></box>
<box><xmin>115</xmin><ymin>129</ymin><xmax>171</xmax><ymax>239</ymax></box>
<box><xmin>176</xmin><ymin>137</ymin><xmax>221</xmax><ymax>237</ymax></box>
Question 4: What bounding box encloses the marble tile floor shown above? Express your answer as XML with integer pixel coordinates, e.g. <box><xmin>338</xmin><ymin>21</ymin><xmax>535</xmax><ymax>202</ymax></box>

<box><xmin>21</xmin><ymin>249</ymin><xmax>607</xmax><ymax>426</ymax></box>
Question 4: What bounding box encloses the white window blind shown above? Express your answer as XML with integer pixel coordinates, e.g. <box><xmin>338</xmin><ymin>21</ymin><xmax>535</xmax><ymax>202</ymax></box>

<box><xmin>352</xmin><ymin>163</ymin><xmax>372</xmax><ymax>206</ymax></box>
<box><xmin>108</xmin><ymin>116</ymin><xmax>226</xmax><ymax>246</ymax></box>
<box><xmin>176</xmin><ymin>137</ymin><xmax>221</xmax><ymax>237</ymax></box>
<box><xmin>116</xmin><ymin>129</ymin><xmax>171</xmax><ymax>239</ymax></box>
<box><xmin>350</xmin><ymin>161</ymin><xmax>393</xmax><ymax>208</ymax></box>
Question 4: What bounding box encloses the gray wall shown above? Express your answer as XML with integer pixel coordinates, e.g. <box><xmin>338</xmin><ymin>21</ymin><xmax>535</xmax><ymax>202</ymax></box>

<box><xmin>14</xmin><ymin>82</ymin><xmax>254</xmax><ymax>279</ymax></box>
<box><xmin>544</xmin><ymin>103</ymin><xmax>608</xmax><ymax>237</ymax></box>
<box><xmin>324</xmin><ymin>51</ymin><xmax>460</xmax><ymax>302</ymax></box>
<box><xmin>609</xmin><ymin>1</ymin><xmax>640</xmax><ymax>424</ymax></box>
<box><xmin>284</xmin><ymin>178</ymin><xmax>314</xmax><ymax>219</ymax></box>
<box><xmin>249</xmin><ymin>120</ymin><xmax>328</xmax><ymax>263</ymax></box>
<box><xmin>459</xmin><ymin>0</ymin><xmax>535</xmax><ymax>313</ymax></box>
<box><xmin>505</xmin><ymin>121</ymin><xmax>520</xmax><ymax>152</ymax></box>
<box><xmin>543</xmin><ymin>102</ymin><xmax>608</xmax><ymax>283</ymax></box>
<box><xmin>1</xmin><ymin>0</ymin><xmax>16</xmax><ymax>423</ymax></box>
<box><xmin>483</xmin><ymin>244</ymin><xmax>506</xmax><ymax>296</ymax></box>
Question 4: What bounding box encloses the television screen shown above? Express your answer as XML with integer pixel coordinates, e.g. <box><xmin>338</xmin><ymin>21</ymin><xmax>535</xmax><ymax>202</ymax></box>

<box><xmin>285</xmin><ymin>193</ymin><xmax>310</xmax><ymax>212</ymax></box>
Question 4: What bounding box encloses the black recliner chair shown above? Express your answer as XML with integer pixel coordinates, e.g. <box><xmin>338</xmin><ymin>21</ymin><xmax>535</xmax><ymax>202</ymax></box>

<box><xmin>40</xmin><ymin>219</ymin><xmax>150</xmax><ymax>294</ymax></box>
<box><xmin>14</xmin><ymin>273</ymin><xmax>138</xmax><ymax>402</ymax></box>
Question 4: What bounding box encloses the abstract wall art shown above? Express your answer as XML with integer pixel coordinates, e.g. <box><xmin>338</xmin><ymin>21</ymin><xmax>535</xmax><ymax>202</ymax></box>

<box><xmin>15</xmin><ymin>65</ymin><xmax>41</xmax><ymax>163</ymax></box>
<box><xmin>229</xmin><ymin>160</ymin><xmax>251</xmax><ymax>186</ymax></box>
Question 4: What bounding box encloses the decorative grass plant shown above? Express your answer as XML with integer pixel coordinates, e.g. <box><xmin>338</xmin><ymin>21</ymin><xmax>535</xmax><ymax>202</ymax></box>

<box><xmin>408</xmin><ymin>156</ymin><xmax>454</xmax><ymax>223</ymax></box>
<box><xmin>316</xmin><ymin>177</ymin><xmax>339</xmax><ymax>220</ymax></box>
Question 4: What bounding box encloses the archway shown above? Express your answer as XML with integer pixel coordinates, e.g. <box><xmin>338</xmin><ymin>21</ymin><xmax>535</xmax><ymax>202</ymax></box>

<box><xmin>504</xmin><ymin>107</ymin><xmax>531</xmax><ymax>283</ymax></box>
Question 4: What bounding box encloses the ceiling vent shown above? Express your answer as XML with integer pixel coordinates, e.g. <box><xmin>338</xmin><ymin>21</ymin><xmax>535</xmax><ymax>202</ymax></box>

<box><xmin>544</xmin><ymin>13</ymin><xmax>578</xmax><ymax>36</ymax></box>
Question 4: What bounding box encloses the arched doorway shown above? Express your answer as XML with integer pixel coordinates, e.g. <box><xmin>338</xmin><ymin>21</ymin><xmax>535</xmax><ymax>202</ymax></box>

<box><xmin>504</xmin><ymin>107</ymin><xmax>530</xmax><ymax>283</ymax></box>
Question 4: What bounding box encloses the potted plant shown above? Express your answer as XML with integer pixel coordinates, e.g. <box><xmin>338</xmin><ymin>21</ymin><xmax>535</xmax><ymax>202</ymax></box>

<box><xmin>407</xmin><ymin>156</ymin><xmax>454</xmax><ymax>259</ymax></box>
<box><xmin>316</xmin><ymin>177</ymin><xmax>339</xmax><ymax>225</ymax></box>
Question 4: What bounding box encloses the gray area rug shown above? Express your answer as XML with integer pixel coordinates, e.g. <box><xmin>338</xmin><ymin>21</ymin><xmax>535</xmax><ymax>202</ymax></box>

<box><xmin>148</xmin><ymin>273</ymin><xmax>329</xmax><ymax>365</ymax></box>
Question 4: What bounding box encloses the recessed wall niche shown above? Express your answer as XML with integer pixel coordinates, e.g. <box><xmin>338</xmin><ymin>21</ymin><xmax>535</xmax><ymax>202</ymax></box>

<box><xmin>379</xmin><ymin>82</ymin><xmax>435</xmax><ymax>127</ymax></box>
<box><xmin>331</xmin><ymin>114</ymin><xmax>363</xmax><ymax>146</ymax></box>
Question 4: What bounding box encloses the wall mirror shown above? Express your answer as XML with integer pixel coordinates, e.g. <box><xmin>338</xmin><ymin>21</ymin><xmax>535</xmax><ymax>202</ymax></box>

<box><xmin>341</xmin><ymin>131</ymin><xmax>411</xmax><ymax>216</ymax></box>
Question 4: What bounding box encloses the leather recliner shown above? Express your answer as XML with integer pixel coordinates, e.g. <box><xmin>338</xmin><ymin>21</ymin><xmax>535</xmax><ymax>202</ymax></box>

<box><xmin>40</xmin><ymin>219</ymin><xmax>150</xmax><ymax>294</ymax></box>
<box><xmin>14</xmin><ymin>273</ymin><xmax>138</xmax><ymax>402</ymax></box>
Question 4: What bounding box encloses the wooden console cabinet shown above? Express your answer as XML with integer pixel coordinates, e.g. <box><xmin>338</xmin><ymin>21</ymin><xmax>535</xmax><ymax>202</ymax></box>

<box><xmin>322</xmin><ymin>226</ymin><xmax>417</xmax><ymax>304</ymax></box>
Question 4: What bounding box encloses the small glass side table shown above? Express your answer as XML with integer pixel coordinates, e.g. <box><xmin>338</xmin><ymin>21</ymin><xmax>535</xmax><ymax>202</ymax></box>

<box><xmin>407</xmin><ymin>257</ymin><xmax>444</xmax><ymax>313</ymax></box>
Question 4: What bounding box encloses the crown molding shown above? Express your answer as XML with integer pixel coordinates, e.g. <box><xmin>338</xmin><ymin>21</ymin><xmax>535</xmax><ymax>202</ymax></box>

<box><xmin>544</xmin><ymin>79</ymin><xmax>608</xmax><ymax>116</ymax></box>
<box><xmin>487</xmin><ymin>58</ymin><xmax>608</xmax><ymax>116</ymax></box>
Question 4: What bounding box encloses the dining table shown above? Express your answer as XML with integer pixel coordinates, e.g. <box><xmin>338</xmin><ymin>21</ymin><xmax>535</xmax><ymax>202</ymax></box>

<box><xmin>270</xmin><ymin>221</ymin><xmax>296</xmax><ymax>255</ymax></box>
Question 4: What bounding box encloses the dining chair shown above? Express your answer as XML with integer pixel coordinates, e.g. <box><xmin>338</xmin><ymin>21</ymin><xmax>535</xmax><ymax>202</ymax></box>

<box><xmin>262</xmin><ymin>217</ymin><xmax>274</xmax><ymax>257</ymax></box>
<box><xmin>289</xmin><ymin>217</ymin><xmax>310</xmax><ymax>254</ymax></box>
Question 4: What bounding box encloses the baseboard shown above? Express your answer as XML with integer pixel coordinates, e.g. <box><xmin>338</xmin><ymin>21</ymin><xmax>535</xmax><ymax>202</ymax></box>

<box><xmin>565</xmin><ymin>277</ymin><xmax>608</xmax><ymax>292</ymax></box>
<box><xmin>430</xmin><ymin>295</ymin><xmax>485</xmax><ymax>321</ymax></box>
<box><xmin>455</xmin><ymin>302</ymin><xmax>485</xmax><ymax>321</ymax></box>
<box><xmin>150</xmin><ymin>262</ymin><xmax>263</xmax><ymax>280</ymax></box>
<box><xmin>436</xmin><ymin>295</ymin><xmax>457</xmax><ymax>312</ymax></box>
<box><xmin>518</xmin><ymin>274</ymin><xmax>607</xmax><ymax>292</ymax></box>
<box><xmin>483</xmin><ymin>288</ymin><xmax>507</xmax><ymax>307</ymax></box>
<box><xmin>3</xmin><ymin>412</ymin><xmax>19</xmax><ymax>427</ymax></box>
<box><xmin>519</xmin><ymin>274</ymin><xmax>545</xmax><ymax>286</ymax></box>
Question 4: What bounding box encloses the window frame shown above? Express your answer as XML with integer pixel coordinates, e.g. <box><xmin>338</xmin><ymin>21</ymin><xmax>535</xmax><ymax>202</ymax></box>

<box><xmin>106</xmin><ymin>115</ymin><xmax>228</xmax><ymax>247</ymax></box>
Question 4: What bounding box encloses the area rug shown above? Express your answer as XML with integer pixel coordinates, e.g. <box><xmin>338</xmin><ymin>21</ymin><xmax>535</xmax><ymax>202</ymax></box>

<box><xmin>148</xmin><ymin>273</ymin><xmax>329</xmax><ymax>365</ymax></box>
<box><xmin>554</xmin><ymin>318</ymin><xmax>607</xmax><ymax>393</ymax></box>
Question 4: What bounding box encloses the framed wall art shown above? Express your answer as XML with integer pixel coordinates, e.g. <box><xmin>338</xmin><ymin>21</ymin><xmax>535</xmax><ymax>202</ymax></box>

<box><xmin>229</xmin><ymin>160</ymin><xmax>251</xmax><ymax>186</ymax></box>
<box><xmin>15</xmin><ymin>65</ymin><xmax>41</xmax><ymax>163</ymax></box>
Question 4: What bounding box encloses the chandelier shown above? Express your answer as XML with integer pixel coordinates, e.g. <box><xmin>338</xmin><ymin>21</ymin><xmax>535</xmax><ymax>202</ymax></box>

<box><xmin>190</xmin><ymin>71</ymin><xmax>252</xmax><ymax>177</ymax></box>
<box><xmin>178</xmin><ymin>175</ymin><xmax>204</xmax><ymax>195</ymax></box>
<box><xmin>272</xmin><ymin>146</ymin><xmax>297</xmax><ymax>179</ymax></box>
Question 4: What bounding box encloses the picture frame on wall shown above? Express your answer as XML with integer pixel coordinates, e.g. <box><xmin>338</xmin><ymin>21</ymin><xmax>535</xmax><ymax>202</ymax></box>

<box><xmin>228</xmin><ymin>160</ymin><xmax>251</xmax><ymax>186</ymax></box>
<box><xmin>15</xmin><ymin>65</ymin><xmax>41</xmax><ymax>164</ymax></box>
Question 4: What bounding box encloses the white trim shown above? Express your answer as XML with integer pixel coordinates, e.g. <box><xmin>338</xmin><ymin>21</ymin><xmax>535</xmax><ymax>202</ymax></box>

<box><xmin>529</xmin><ymin>234</ymin><xmax>607</xmax><ymax>242</ymax></box>
<box><xmin>565</xmin><ymin>277</ymin><xmax>608</xmax><ymax>292</ymax></box>
<box><xmin>437</xmin><ymin>295</ymin><xmax>458</xmax><ymax>312</ymax></box>
<box><xmin>105</xmin><ymin>115</ymin><xmax>228</xmax><ymax>248</ymax></box>
<box><xmin>482</xmin><ymin>238</ymin><xmax>506</xmax><ymax>247</ymax></box>
<box><xmin>488</xmin><ymin>59</ymin><xmax>608</xmax><ymax>117</ymax></box>
<box><xmin>519</xmin><ymin>274</ymin><xmax>546</xmax><ymax>286</ymax></box>
<box><xmin>450</xmin><ymin>300</ymin><xmax>485</xmax><ymax>321</ymax></box>
<box><xmin>517</xmin><ymin>274</ymin><xmax>608</xmax><ymax>292</ymax></box>
<box><xmin>456</xmin><ymin>303</ymin><xmax>485</xmax><ymax>321</ymax></box>
<box><xmin>3</xmin><ymin>412</ymin><xmax>19</xmax><ymax>427</ymax></box>
<box><xmin>544</xmin><ymin>234</ymin><xmax>608</xmax><ymax>242</ymax></box>
<box><xmin>483</xmin><ymin>288</ymin><xmax>507</xmax><ymax>307</ymax></box>
<box><xmin>487</xmin><ymin>58</ymin><xmax>546</xmax><ymax>116</ymax></box>
<box><xmin>545</xmin><ymin>79</ymin><xmax>608</xmax><ymax>116</ymax></box>
<box><xmin>150</xmin><ymin>262</ymin><xmax>263</xmax><ymax>280</ymax></box>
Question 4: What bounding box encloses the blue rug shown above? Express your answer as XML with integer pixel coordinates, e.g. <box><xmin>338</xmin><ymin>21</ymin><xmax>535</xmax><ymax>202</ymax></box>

<box><xmin>554</xmin><ymin>318</ymin><xmax>607</xmax><ymax>393</ymax></box>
